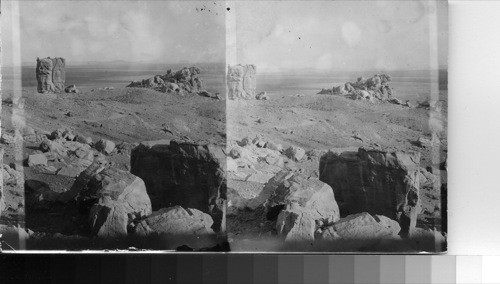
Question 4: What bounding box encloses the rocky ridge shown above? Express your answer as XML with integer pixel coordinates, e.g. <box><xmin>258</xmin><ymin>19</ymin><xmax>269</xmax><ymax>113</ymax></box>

<box><xmin>126</xmin><ymin>66</ymin><xmax>221</xmax><ymax>99</ymax></box>
<box><xmin>318</xmin><ymin>74</ymin><xmax>412</xmax><ymax>107</ymax></box>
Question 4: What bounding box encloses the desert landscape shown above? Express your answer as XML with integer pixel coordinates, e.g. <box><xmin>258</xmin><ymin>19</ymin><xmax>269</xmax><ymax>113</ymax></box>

<box><xmin>0</xmin><ymin>61</ymin><xmax>447</xmax><ymax>252</ymax></box>
<box><xmin>0</xmin><ymin>1</ymin><xmax>447</xmax><ymax>252</ymax></box>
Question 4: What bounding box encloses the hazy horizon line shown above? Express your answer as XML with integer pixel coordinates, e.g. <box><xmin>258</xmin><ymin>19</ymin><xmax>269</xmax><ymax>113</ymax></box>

<box><xmin>4</xmin><ymin>61</ymin><xmax>448</xmax><ymax>73</ymax></box>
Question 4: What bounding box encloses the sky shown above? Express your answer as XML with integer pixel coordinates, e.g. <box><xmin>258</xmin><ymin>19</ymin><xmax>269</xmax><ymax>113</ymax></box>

<box><xmin>2</xmin><ymin>0</ymin><xmax>447</xmax><ymax>72</ymax></box>
<box><xmin>2</xmin><ymin>1</ymin><xmax>227</xmax><ymax>66</ymax></box>
<box><xmin>231</xmin><ymin>0</ymin><xmax>448</xmax><ymax>72</ymax></box>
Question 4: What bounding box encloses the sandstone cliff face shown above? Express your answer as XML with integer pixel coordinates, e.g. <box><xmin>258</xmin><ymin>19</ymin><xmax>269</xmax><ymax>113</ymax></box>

<box><xmin>130</xmin><ymin>140</ymin><xmax>227</xmax><ymax>232</ymax></box>
<box><xmin>319</xmin><ymin>147</ymin><xmax>421</xmax><ymax>236</ymax></box>
<box><xmin>36</xmin><ymin>57</ymin><xmax>66</xmax><ymax>93</ymax></box>
<box><xmin>227</xmin><ymin>64</ymin><xmax>256</xmax><ymax>99</ymax></box>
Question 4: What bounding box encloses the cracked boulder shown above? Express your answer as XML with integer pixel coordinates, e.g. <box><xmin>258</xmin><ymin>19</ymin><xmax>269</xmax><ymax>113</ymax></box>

<box><xmin>130</xmin><ymin>140</ymin><xmax>226</xmax><ymax>232</ymax></box>
<box><xmin>276</xmin><ymin>204</ymin><xmax>317</xmax><ymax>243</ymax></box>
<box><xmin>70</xmin><ymin>167</ymin><xmax>152</xmax><ymax>237</ymax></box>
<box><xmin>89</xmin><ymin>198</ymin><xmax>129</xmax><ymax>238</ymax></box>
<box><xmin>319</xmin><ymin>147</ymin><xmax>421</xmax><ymax>236</ymax></box>
<box><xmin>264</xmin><ymin>170</ymin><xmax>340</xmax><ymax>225</ymax></box>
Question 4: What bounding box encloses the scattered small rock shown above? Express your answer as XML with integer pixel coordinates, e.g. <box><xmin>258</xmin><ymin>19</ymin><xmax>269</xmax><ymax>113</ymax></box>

<box><xmin>28</xmin><ymin>153</ymin><xmax>48</xmax><ymax>167</ymax></box>
<box><xmin>256</xmin><ymin>92</ymin><xmax>269</xmax><ymax>100</ymax></box>
<box><xmin>284</xmin><ymin>145</ymin><xmax>306</xmax><ymax>162</ymax></box>
<box><xmin>64</xmin><ymin>84</ymin><xmax>79</xmax><ymax>94</ymax></box>
<box><xmin>265</xmin><ymin>141</ymin><xmax>283</xmax><ymax>152</ymax></box>
<box><xmin>95</xmin><ymin>139</ymin><xmax>115</xmax><ymax>155</ymax></box>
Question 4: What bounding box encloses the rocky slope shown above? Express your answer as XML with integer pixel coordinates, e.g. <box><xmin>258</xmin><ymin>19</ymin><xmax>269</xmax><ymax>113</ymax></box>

<box><xmin>0</xmin><ymin>74</ymin><xmax>447</xmax><ymax>251</ymax></box>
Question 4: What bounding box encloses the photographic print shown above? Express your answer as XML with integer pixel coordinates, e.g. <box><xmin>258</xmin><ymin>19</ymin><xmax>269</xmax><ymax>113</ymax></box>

<box><xmin>0</xmin><ymin>0</ymin><xmax>447</xmax><ymax>253</ymax></box>
<box><xmin>225</xmin><ymin>0</ymin><xmax>448</xmax><ymax>253</ymax></box>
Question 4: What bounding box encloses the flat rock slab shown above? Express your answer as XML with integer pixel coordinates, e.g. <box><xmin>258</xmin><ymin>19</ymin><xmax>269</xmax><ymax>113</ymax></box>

<box><xmin>28</xmin><ymin>153</ymin><xmax>48</xmax><ymax>167</ymax></box>
<box><xmin>132</xmin><ymin>206</ymin><xmax>218</xmax><ymax>250</ymax></box>
<box><xmin>246</xmin><ymin>172</ymin><xmax>275</xmax><ymax>184</ymax></box>
<box><xmin>316</xmin><ymin>212</ymin><xmax>402</xmax><ymax>251</ymax></box>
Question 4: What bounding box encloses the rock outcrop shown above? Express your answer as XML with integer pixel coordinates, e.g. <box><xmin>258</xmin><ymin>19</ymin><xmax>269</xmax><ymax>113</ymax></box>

<box><xmin>76</xmin><ymin>167</ymin><xmax>152</xmax><ymax>237</ymax></box>
<box><xmin>37</xmin><ymin>135</ymin><xmax>96</xmax><ymax>178</ymax></box>
<box><xmin>319</xmin><ymin>147</ymin><xmax>421</xmax><ymax>236</ymax></box>
<box><xmin>127</xmin><ymin>66</ymin><xmax>205</xmax><ymax>95</ymax></box>
<box><xmin>227</xmin><ymin>64</ymin><xmax>257</xmax><ymax>100</ymax></box>
<box><xmin>36</xmin><ymin>57</ymin><xmax>66</xmax><ymax>93</ymax></box>
<box><xmin>318</xmin><ymin>74</ymin><xmax>401</xmax><ymax>104</ymax></box>
<box><xmin>130</xmin><ymin>140</ymin><xmax>227</xmax><ymax>232</ymax></box>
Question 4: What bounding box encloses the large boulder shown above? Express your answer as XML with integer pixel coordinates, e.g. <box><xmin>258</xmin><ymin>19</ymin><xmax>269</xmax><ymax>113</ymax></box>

<box><xmin>275</xmin><ymin>204</ymin><xmax>317</xmax><ymax>243</ymax></box>
<box><xmin>227</xmin><ymin>64</ymin><xmax>256</xmax><ymax>99</ymax></box>
<box><xmin>130</xmin><ymin>140</ymin><xmax>227</xmax><ymax>232</ymax></box>
<box><xmin>316</xmin><ymin>212</ymin><xmax>401</xmax><ymax>250</ymax></box>
<box><xmin>79</xmin><ymin>167</ymin><xmax>152</xmax><ymax>217</ymax></box>
<box><xmin>265</xmin><ymin>171</ymin><xmax>340</xmax><ymax>224</ymax></box>
<box><xmin>59</xmin><ymin>160</ymin><xmax>108</xmax><ymax>203</ymax></box>
<box><xmin>79</xmin><ymin>168</ymin><xmax>152</xmax><ymax>237</ymax></box>
<box><xmin>131</xmin><ymin>206</ymin><xmax>217</xmax><ymax>249</ymax></box>
<box><xmin>36</xmin><ymin>57</ymin><xmax>65</xmax><ymax>93</ymax></box>
<box><xmin>88</xmin><ymin>198</ymin><xmax>129</xmax><ymax>238</ymax></box>
<box><xmin>319</xmin><ymin>147</ymin><xmax>421</xmax><ymax>236</ymax></box>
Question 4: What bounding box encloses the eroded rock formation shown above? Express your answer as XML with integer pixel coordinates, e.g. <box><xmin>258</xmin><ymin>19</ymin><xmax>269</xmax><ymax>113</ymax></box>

<box><xmin>227</xmin><ymin>64</ymin><xmax>256</xmax><ymax>99</ymax></box>
<box><xmin>36</xmin><ymin>57</ymin><xmax>66</xmax><ymax>93</ymax></box>
<box><xmin>130</xmin><ymin>140</ymin><xmax>227</xmax><ymax>232</ymax></box>
<box><xmin>318</xmin><ymin>74</ymin><xmax>399</xmax><ymax>103</ymax></box>
<box><xmin>319</xmin><ymin>147</ymin><xmax>421</xmax><ymax>236</ymax></box>
<box><xmin>127</xmin><ymin>66</ymin><xmax>206</xmax><ymax>95</ymax></box>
